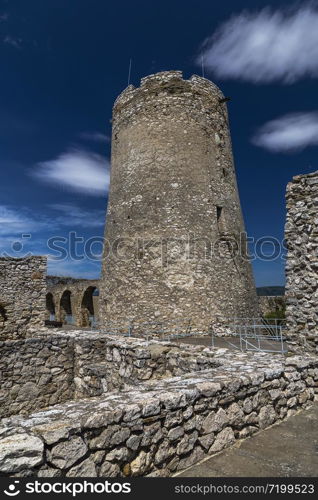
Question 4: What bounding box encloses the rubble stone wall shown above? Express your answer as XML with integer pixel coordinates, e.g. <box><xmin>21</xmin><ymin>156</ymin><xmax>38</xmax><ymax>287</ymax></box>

<box><xmin>0</xmin><ymin>331</ymin><xmax>221</xmax><ymax>419</ymax></box>
<box><xmin>285</xmin><ymin>171</ymin><xmax>318</xmax><ymax>352</ymax></box>
<box><xmin>0</xmin><ymin>346</ymin><xmax>317</xmax><ymax>477</ymax></box>
<box><xmin>0</xmin><ymin>257</ymin><xmax>47</xmax><ymax>340</ymax></box>
<box><xmin>0</xmin><ymin>336</ymin><xmax>74</xmax><ymax>418</ymax></box>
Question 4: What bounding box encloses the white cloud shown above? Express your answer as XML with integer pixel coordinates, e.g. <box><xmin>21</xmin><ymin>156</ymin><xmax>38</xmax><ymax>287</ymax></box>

<box><xmin>79</xmin><ymin>131</ymin><xmax>110</xmax><ymax>143</ymax></box>
<box><xmin>32</xmin><ymin>149</ymin><xmax>110</xmax><ymax>196</ymax></box>
<box><xmin>0</xmin><ymin>205</ymin><xmax>39</xmax><ymax>236</ymax></box>
<box><xmin>199</xmin><ymin>4</ymin><xmax>318</xmax><ymax>83</ymax></box>
<box><xmin>252</xmin><ymin>112</ymin><xmax>318</xmax><ymax>152</ymax></box>
<box><xmin>49</xmin><ymin>203</ymin><xmax>105</xmax><ymax>228</ymax></box>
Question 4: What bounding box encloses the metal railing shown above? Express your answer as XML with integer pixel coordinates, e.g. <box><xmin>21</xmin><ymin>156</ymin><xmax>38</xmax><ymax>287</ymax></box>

<box><xmin>98</xmin><ymin>316</ymin><xmax>287</xmax><ymax>354</ymax></box>
<box><xmin>211</xmin><ymin>318</ymin><xmax>287</xmax><ymax>354</ymax></box>
<box><xmin>100</xmin><ymin>318</ymin><xmax>195</xmax><ymax>341</ymax></box>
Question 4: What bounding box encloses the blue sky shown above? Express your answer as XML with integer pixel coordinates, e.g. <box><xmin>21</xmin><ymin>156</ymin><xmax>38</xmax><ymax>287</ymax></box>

<box><xmin>1</xmin><ymin>0</ymin><xmax>318</xmax><ymax>285</ymax></box>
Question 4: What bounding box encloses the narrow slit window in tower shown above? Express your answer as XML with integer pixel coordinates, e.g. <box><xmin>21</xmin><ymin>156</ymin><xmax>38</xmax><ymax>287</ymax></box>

<box><xmin>216</xmin><ymin>206</ymin><xmax>224</xmax><ymax>233</ymax></box>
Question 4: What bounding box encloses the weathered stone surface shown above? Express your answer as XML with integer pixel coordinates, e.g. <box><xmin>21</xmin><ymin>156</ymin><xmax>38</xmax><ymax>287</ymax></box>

<box><xmin>37</xmin><ymin>467</ymin><xmax>61</xmax><ymax>477</ymax></box>
<box><xmin>66</xmin><ymin>457</ymin><xmax>97</xmax><ymax>477</ymax></box>
<box><xmin>154</xmin><ymin>439</ymin><xmax>174</xmax><ymax>465</ymax></box>
<box><xmin>238</xmin><ymin>426</ymin><xmax>258</xmax><ymax>439</ymax></box>
<box><xmin>197</xmin><ymin>382</ymin><xmax>222</xmax><ymax>397</ymax></box>
<box><xmin>33</xmin><ymin>420</ymin><xmax>75</xmax><ymax>445</ymax></box>
<box><xmin>130</xmin><ymin>450</ymin><xmax>152</xmax><ymax>476</ymax></box>
<box><xmin>141</xmin><ymin>422</ymin><xmax>162</xmax><ymax>446</ymax></box>
<box><xmin>105</xmin><ymin>447</ymin><xmax>129</xmax><ymax>462</ymax></box>
<box><xmin>126</xmin><ymin>434</ymin><xmax>141</xmax><ymax>450</ymax></box>
<box><xmin>259</xmin><ymin>406</ymin><xmax>276</xmax><ymax>429</ymax></box>
<box><xmin>164</xmin><ymin>410</ymin><xmax>183</xmax><ymax>428</ymax></box>
<box><xmin>90</xmin><ymin>426</ymin><xmax>130</xmax><ymax>450</ymax></box>
<box><xmin>99</xmin><ymin>460</ymin><xmax>120</xmax><ymax>477</ymax></box>
<box><xmin>202</xmin><ymin>408</ymin><xmax>229</xmax><ymax>434</ymax></box>
<box><xmin>199</xmin><ymin>432</ymin><xmax>215</xmax><ymax>451</ymax></box>
<box><xmin>168</xmin><ymin>426</ymin><xmax>184</xmax><ymax>442</ymax></box>
<box><xmin>0</xmin><ymin>433</ymin><xmax>44</xmax><ymax>473</ymax></box>
<box><xmin>209</xmin><ymin>427</ymin><xmax>235</xmax><ymax>454</ymax></box>
<box><xmin>176</xmin><ymin>431</ymin><xmax>198</xmax><ymax>455</ymax></box>
<box><xmin>177</xmin><ymin>446</ymin><xmax>205</xmax><ymax>470</ymax></box>
<box><xmin>48</xmin><ymin>436</ymin><xmax>87</xmax><ymax>469</ymax></box>
<box><xmin>227</xmin><ymin>402</ymin><xmax>245</xmax><ymax>427</ymax></box>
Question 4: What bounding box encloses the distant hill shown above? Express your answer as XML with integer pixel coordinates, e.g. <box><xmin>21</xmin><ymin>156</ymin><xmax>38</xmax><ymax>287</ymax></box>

<box><xmin>257</xmin><ymin>286</ymin><xmax>285</xmax><ymax>296</ymax></box>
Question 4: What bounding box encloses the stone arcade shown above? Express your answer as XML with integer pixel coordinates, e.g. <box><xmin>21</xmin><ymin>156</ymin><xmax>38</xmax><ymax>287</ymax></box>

<box><xmin>46</xmin><ymin>277</ymin><xmax>100</xmax><ymax>327</ymax></box>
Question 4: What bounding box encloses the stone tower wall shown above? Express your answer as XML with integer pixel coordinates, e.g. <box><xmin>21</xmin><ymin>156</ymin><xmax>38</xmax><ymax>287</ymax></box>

<box><xmin>0</xmin><ymin>256</ymin><xmax>47</xmax><ymax>340</ymax></box>
<box><xmin>100</xmin><ymin>71</ymin><xmax>259</xmax><ymax>329</ymax></box>
<box><xmin>285</xmin><ymin>171</ymin><xmax>318</xmax><ymax>351</ymax></box>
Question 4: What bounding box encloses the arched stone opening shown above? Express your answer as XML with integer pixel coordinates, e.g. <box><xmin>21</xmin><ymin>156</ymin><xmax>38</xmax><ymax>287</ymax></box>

<box><xmin>60</xmin><ymin>290</ymin><xmax>73</xmax><ymax>325</ymax></box>
<box><xmin>46</xmin><ymin>293</ymin><xmax>55</xmax><ymax>321</ymax></box>
<box><xmin>80</xmin><ymin>287</ymin><xmax>99</xmax><ymax>327</ymax></box>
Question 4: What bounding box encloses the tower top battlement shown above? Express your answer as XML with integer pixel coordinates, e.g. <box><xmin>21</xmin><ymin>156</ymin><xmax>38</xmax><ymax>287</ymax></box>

<box><xmin>113</xmin><ymin>70</ymin><xmax>224</xmax><ymax>112</ymax></box>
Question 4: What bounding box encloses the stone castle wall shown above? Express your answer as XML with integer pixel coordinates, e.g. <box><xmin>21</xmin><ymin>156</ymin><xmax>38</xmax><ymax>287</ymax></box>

<box><xmin>0</xmin><ymin>335</ymin><xmax>74</xmax><ymax>419</ymax></box>
<box><xmin>100</xmin><ymin>71</ymin><xmax>259</xmax><ymax>330</ymax></box>
<box><xmin>0</xmin><ymin>256</ymin><xmax>47</xmax><ymax>340</ymax></box>
<box><xmin>0</xmin><ymin>332</ymin><xmax>317</xmax><ymax>477</ymax></box>
<box><xmin>285</xmin><ymin>172</ymin><xmax>318</xmax><ymax>351</ymax></box>
<box><xmin>0</xmin><ymin>331</ymin><xmax>221</xmax><ymax>419</ymax></box>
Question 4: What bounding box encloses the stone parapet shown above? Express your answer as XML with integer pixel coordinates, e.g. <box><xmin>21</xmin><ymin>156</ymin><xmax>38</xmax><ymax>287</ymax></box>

<box><xmin>0</xmin><ymin>342</ymin><xmax>317</xmax><ymax>477</ymax></box>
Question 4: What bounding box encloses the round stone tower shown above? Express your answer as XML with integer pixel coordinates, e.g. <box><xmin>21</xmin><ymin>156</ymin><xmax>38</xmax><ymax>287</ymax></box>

<box><xmin>100</xmin><ymin>71</ymin><xmax>259</xmax><ymax>330</ymax></box>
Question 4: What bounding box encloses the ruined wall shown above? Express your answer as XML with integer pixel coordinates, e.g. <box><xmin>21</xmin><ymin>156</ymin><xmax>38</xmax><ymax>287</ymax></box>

<box><xmin>100</xmin><ymin>71</ymin><xmax>259</xmax><ymax>330</ymax></box>
<box><xmin>0</xmin><ymin>256</ymin><xmax>47</xmax><ymax>340</ymax></box>
<box><xmin>285</xmin><ymin>171</ymin><xmax>318</xmax><ymax>351</ymax></box>
<box><xmin>0</xmin><ymin>331</ymin><xmax>220</xmax><ymax>419</ymax></box>
<box><xmin>1</xmin><ymin>345</ymin><xmax>317</xmax><ymax>477</ymax></box>
<box><xmin>0</xmin><ymin>336</ymin><xmax>74</xmax><ymax>418</ymax></box>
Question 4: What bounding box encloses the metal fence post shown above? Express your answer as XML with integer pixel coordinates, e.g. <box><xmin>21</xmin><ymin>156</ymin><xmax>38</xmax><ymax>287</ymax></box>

<box><xmin>280</xmin><ymin>326</ymin><xmax>284</xmax><ymax>354</ymax></box>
